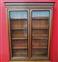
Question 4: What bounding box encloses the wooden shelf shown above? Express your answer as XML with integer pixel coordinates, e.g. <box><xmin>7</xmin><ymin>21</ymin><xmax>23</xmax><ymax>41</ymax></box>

<box><xmin>31</xmin><ymin>56</ymin><xmax>48</xmax><ymax>60</ymax></box>
<box><xmin>11</xmin><ymin>28</ymin><xmax>27</xmax><ymax>30</ymax></box>
<box><xmin>32</xmin><ymin>34</ymin><xmax>48</xmax><ymax>37</ymax></box>
<box><xmin>11</xmin><ymin>57</ymin><xmax>28</xmax><ymax>60</ymax></box>
<box><xmin>32</xmin><ymin>29</ymin><xmax>48</xmax><ymax>30</ymax></box>
<box><xmin>12</xmin><ymin>38</ymin><xmax>27</xmax><ymax>40</ymax></box>
<box><xmin>32</xmin><ymin>28</ymin><xmax>48</xmax><ymax>30</ymax></box>
<box><xmin>32</xmin><ymin>27</ymin><xmax>49</xmax><ymax>30</ymax></box>
<box><xmin>32</xmin><ymin>37</ymin><xmax>48</xmax><ymax>40</ymax></box>
<box><xmin>32</xmin><ymin>17</ymin><xmax>49</xmax><ymax>20</ymax></box>
<box><xmin>10</xmin><ymin>19</ymin><xmax>27</xmax><ymax>21</ymax></box>
<box><xmin>32</xmin><ymin>46</ymin><xmax>47</xmax><ymax>49</ymax></box>
<box><xmin>12</xmin><ymin>46</ymin><xmax>27</xmax><ymax>49</ymax></box>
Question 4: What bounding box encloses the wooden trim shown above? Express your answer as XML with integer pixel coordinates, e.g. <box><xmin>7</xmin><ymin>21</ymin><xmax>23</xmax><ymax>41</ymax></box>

<box><xmin>4</xmin><ymin>2</ymin><xmax>55</xmax><ymax>6</ymax></box>
<box><xmin>48</xmin><ymin>8</ymin><xmax>53</xmax><ymax>59</ymax></box>
<box><xmin>7</xmin><ymin>8</ymin><xmax>13</xmax><ymax>60</ymax></box>
<box><xmin>5</xmin><ymin>6</ymin><xmax>53</xmax><ymax>11</ymax></box>
<box><xmin>28</xmin><ymin>9</ymin><xmax>31</xmax><ymax>59</ymax></box>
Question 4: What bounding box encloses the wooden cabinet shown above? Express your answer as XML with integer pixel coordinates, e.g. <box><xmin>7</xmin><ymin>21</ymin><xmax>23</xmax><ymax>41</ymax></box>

<box><xmin>6</xmin><ymin>2</ymin><xmax>54</xmax><ymax>61</ymax></box>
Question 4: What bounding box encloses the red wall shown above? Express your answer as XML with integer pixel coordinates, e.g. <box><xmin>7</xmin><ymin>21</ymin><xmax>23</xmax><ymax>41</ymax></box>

<box><xmin>0</xmin><ymin>0</ymin><xmax>58</xmax><ymax>62</ymax></box>
<box><xmin>50</xmin><ymin>1</ymin><xmax>58</xmax><ymax>62</ymax></box>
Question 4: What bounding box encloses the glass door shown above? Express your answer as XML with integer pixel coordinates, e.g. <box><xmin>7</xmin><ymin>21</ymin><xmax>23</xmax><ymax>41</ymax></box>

<box><xmin>31</xmin><ymin>10</ymin><xmax>50</xmax><ymax>60</ymax></box>
<box><xmin>9</xmin><ymin>9</ymin><xmax>51</xmax><ymax>60</ymax></box>
<box><xmin>9</xmin><ymin>10</ymin><xmax>28</xmax><ymax>60</ymax></box>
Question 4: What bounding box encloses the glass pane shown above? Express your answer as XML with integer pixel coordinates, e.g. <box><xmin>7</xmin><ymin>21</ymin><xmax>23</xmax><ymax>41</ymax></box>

<box><xmin>32</xmin><ymin>11</ymin><xmax>49</xmax><ymax>17</ymax></box>
<box><xmin>10</xmin><ymin>11</ymin><xmax>27</xmax><ymax>19</ymax></box>
<box><xmin>9</xmin><ymin>11</ymin><xmax>28</xmax><ymax>58</ymax></box>
<box><xmin>32</xmin><ymin>10</ymin><xmax>50</xmax><ymax>59</ymax></box>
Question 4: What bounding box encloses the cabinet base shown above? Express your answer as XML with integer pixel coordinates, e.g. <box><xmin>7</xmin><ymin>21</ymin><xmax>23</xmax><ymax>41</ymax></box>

<box><xmin>10</xmin><ymin>61</ymin><xmax>50</xmax><ymax>62</ymax></box>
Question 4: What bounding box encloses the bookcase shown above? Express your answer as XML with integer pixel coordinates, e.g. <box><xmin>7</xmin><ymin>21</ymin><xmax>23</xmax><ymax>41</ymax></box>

<box><xmin>6</xmin><ymin>2</ymin><xmax>54</xmax><ymax>61</ymax></box>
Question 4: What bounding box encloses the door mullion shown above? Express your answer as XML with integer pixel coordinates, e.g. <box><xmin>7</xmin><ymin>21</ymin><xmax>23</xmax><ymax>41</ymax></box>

<box><xmin>28</xmin><ymin>9</ymin><xmax>32</xmax><ymax>59</ymax></box>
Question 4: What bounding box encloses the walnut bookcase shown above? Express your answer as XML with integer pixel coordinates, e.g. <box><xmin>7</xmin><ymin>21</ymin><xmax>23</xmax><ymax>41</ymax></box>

<box><xmin>5</xmin><ymin>2</ymin><xmax>54</xmax><ymax>61</ymax></box>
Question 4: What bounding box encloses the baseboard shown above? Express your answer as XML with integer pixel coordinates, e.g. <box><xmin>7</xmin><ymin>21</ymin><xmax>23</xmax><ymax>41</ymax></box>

<box><xmin>10</xmin><ymin>61</ymin><xmax>50</xmax><ymax>62</ymax></box>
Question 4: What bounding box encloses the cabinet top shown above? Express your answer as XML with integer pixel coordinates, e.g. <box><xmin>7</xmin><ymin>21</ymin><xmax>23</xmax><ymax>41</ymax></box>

<box><xmin>4</xmin><ymin>2</ymin><xmax>55</xmax><ymax>6</ymax></box>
